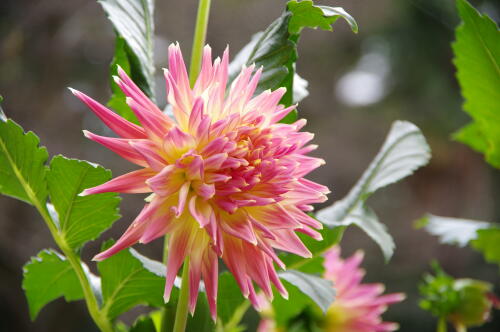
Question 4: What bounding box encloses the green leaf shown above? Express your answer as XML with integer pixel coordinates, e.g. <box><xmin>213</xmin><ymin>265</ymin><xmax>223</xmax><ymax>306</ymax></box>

<box><xmin>317</xmin><ymin>121</ymin><xmax>431</xmax><ymax>260</ymax></box>
<box><xmin>452</xmin><ymin>0</ymin><xmax>500</xmax><ymax>168</ymax></box>
<box><xmin>278</xmin><ymin>270</ymin><xmax>335</xmax><ymax>313</ymax></box>
<box><xmin>280</xmin><ymin>224</ymin><xmax>345</xmax><ymax>271</ymax></box>
<box><xmin>228</xmin><ymin>13</ymin><xmax>295</xmax><ymax>105</ymax></box>
<box><xmin>287</xmin><ymin>0</ymin><xmax>358</xmax><ymax>34</ymax></box>
<box><xmin>453</xmin><ymin>123</ymin><xmax>489</xmax><ymax>156</ymax></box>
<box><xmin>229</xmin><ymin>0</ymin><xmax>357</xmax><ymax>120</ymax></box>
<box><xmin>98</xmin><ymin>242</ymin><xmax>165</xmax><ymax>319</ymax></box>
<box><xmin>417</xmin><ymin>214</ymin><xmax>491</xmax><ymax>247</ymax></box>
<box><xmin>186</xmin><ymin>293</ymin><xmax>215</xmax><ymax>332</ymax></box>
<box><xmin>217</xmin><ymin>272</ymin><xmax>246</xmax><ymax>324</ymax></box>
<box><xmin>99</xmin><ymin>0</ymin><xmax>156</xmax><ymax>122</ymax></box>
<box><xmin>22</xmin><ymin>249</ymin><xmax>83</xmax><ymax>320</ymax></box>
<box><xmin>0</xmin><ymin>118</ymin><xmax>48</xmax><ymax>205</ymax></box>
<box><xmin>46</xmin><ymin>156</ymin><xmax>121</xmax><ymax>250</ymax></box>
<box><xmin>471</xmin><ymin>227</ymin><xmax>500</xmax><ymax>268</ymax></box>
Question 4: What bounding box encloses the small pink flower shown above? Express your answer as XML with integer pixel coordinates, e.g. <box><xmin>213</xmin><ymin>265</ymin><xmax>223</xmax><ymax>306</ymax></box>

<box><xmin>71</xmin><ymin>43</ymin><xmax>328</xmax><ymax>319</ymax></box>
<box><xmin>322</xmin><ymin>246</ymin><xmax>405</xmax><ymax>332</ymax></box>
<box><xmin>258</xmin><ymin>246</ymin><xmax>404</xmax><ymax>332</ymax></box>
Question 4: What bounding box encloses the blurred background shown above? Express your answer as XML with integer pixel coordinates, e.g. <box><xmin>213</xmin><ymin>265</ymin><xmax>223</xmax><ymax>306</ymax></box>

<box><xmin>1</xmin><ymin>0</ymin><xmax>499</xmax><ymax>331</ymax></box>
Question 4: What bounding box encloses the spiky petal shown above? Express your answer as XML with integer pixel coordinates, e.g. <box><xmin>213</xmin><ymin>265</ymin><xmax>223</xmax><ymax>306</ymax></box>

<box><xmin>73</xmin><ymin>43</ymin><xmax>329</xmax><ymax>319</ymax></box>
<box><xmin>321</xmin><ymin>246</ymin><xmax>405</xmax><ymax>332</ymax></box>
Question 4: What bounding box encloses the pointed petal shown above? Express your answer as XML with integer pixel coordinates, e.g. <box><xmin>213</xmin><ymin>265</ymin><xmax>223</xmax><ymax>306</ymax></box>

<box><xmin>164</xmin><ymin>225</ymin><xmax>193</xmax><ymax>302</ymax></box>
<box><xmin>70</xmin><ymin>88</ymin><xmax>146</xmax><ymax>138</ymax></box>
<box><xmin>126</xmin><ymin>97</ymin><xmax>173</xmax><ymax>138</ymax></box>
<box><xmin>83</xmin><ymin>130</ymin><xmax>147</xmax><ymax>167</ymax></box>
<box><xmin>81</xmin><ymin>168</ymin><xmax>155</xmax><ymax>195</ymax></box>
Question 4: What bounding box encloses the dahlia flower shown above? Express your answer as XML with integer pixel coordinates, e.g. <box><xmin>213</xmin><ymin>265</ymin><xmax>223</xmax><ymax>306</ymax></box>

<box><xmin>322</xmin><ymin>246</ymin><xmax>404</xmax><ymax>332</ymax></box>
<box><xmin>258</xmin><ymin>246</ymin><xmax>404</xmax><ymax>332</ymax></box>
<box><xmin>71</xmin><ymin>43</ymin><xmax>329</xmax><ymax>318</ymax></box>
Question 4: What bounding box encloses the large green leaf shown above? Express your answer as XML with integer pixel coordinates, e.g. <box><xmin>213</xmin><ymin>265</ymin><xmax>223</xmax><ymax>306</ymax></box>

<box><xmin>46</xmin><ymin>156</ymin><xmax>121</xmax><ymax>250</ymax></box>
<box><xmin>228</xmin><ymin>0</ymin><xmax>357</xmax><ymax>120</ymax></box>
<box><xmin>22</xmin><ymin>250</ymin><xmax>84</xmax><ymax>320</ymax></box>
<box><xmin>217</xmin><ymin>272</ymin><xmax>246</xmax><ymax>325</ymax></box>
<box><xmin>98</xmin><ymin>242</ymin><xmax>165</xmax><ymax>319</ymax></box>
<box><xmin>452</xmin><ymin>0</ymin><xmax>500</xmax><ymax>168</ymax></box>
<box><xmin>417</xmin><ymin>214</ymin><xmax>491</xmax><ymax>247</ymax></box>
<box><xmin>186</xmin><ymin>293</ymin><xmax>215</xmax><ymax>332</ymax></box>
<box><xmin>99</xmin><ymin>0</ymin><xmax>156</xmax><ymax>122</ymax></box>
<box><xmin>278</xmin><ymin>270</ymin><xmax>335</xmax><ymax>313</ymax></box>
<box><xmin>0</xmin><ymin>118</ymin><xmax>48</xmax><ymax>205</ymax></box>
<box><xmin>471</xmin><ymin>227</ymin><xmax>500</xmax><ymax>269</ymax></box>
<box><xmin>317</xmin><ymin>121</ymin><xmax>431</xmax><ymax>260</ymax></box>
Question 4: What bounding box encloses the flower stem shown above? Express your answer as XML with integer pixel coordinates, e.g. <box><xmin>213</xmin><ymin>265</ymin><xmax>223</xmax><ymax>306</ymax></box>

<box><xmin>170</xmin><ymin>2</ymin><xmax>212</xmax><ymax>330</ymax></box>
<box><xmin>173</xmin><ymin>257</ymin><xmax>191</xmax><ymax>332</ymax></box>
<box><xmin>437</xmin><ymin>317</ymin><xmax>447</xmax><ymax>332</ymax></box>
<box><xmin>189</xmin><ymin>0</ymin><xmax>212</xmax><ymax>87</ymax></box>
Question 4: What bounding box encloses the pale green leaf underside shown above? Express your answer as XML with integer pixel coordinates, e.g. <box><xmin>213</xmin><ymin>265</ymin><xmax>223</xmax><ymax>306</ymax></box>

<box><xmin>99</xmin><ymin>0</ymin><xmax>155</xmax><ymax>99</ymax></box>
<box><xmin>47</xmin><ymin>156</ymin><xmax>121</xmax><ymax>250</ymax></box>
<box><xmin>0</xmin><ymin>119</ymin><xmax>48</xmax><ymax>205</ymax></box>
<box><xmin>279</xmin><ymin>269</ymin><xmax>335</xmax><ymax>313</ymax></box>
<box><xmin>453</xmin><ymin>0</ymin><xmax>500</xmax><ymax>168</ymax></box>
<box><xmin>317</xmin><ymin>121</ymin><xmax>431</xmax><ymax>260</ymax></box>
<box><xmin>22</xmin><ymin>250</ymin><xmax>83</xmax><ymax>320</ymax></box>
<box><xmin>419</xmin><ymin>214</ymin><xmax>491</xmax><ymax>247</ymax></box>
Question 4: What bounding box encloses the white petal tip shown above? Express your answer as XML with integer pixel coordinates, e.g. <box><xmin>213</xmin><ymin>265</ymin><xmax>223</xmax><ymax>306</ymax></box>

<box><xmin>78</xmin><ymin>190</ymin><xmax>90</xmax><ymax>196</ymax></box>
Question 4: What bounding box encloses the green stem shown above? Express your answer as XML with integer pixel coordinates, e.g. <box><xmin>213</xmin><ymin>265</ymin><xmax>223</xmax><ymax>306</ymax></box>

<box><xmin>437</xmin><ymin>317</ymin><xmax>447</xmax><ymax>332</ymax></box>
<box><xmin>35</xmin><ymin>205</ymin><xmax>113</xmax><ymax>332</ymax></box>
<box><xmin>220</xmin><ymin>301</ymin><xmax>251</xmax><ymax>331</ymax></box>
<box><xmin>173</xmin><ymin>257</ymin><xmax>191</xmax><ymax>332</ymax></box>
<box><xmin>160</xmin><ymin>235</ymin><xmax>172</xmax><ymax>332</ymax></box>
<box><xmin>169</xmin><ymin>2</ymin><xmax>213</xmax><ymax>330</ymax></box>
<box><xmin>0</xmin><ymin>134</ymin><xmax>113</xmax><ymax>332</ymax></box>
<box><xmin>189</xmin><ymin>0</ymin><xmax>212</xmax><ymax>87</ymax></box>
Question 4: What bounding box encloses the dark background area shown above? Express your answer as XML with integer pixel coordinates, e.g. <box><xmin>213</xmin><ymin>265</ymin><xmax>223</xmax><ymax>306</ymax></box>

<box><xmin>1</xmin><ymin>0</ymin><xmax>499</xmax><ymax>331</ymax></box>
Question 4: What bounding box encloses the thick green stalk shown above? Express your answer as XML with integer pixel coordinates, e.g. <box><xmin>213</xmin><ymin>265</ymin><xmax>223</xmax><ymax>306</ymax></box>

<box><xmin>170</xmin><ymin>1</ymin><xmax>213</xmax><ymax>328</ymax></box>
<box><xmin>189</xmin><ymin>0</ymin><xmax>212</xmax><ymax>87</ymax></box>
<box><xmin>173</xmin><ymin>258</ymin><xmax>191</xmax><ymax>332</ymax></box>
<box><xmin>160</xmin><ymin>235</ymin><xmax>173</xmax><ymax>332</ymax></box>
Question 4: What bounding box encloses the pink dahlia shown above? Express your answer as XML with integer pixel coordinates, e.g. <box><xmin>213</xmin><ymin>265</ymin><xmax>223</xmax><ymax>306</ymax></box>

<box><xmin>71</xmin><ymin>43</ymin><xmax>329</xmax><ymax>318</ymax></box>
<box><xmin>258</xmin><ymin>246</ymin><xmax>404</xmax><ymax>332</ymax></box>
<box><xmin>322</xmin><ymin>246</ymin><xmax>405</xmax><ymax>332</ymax></box>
